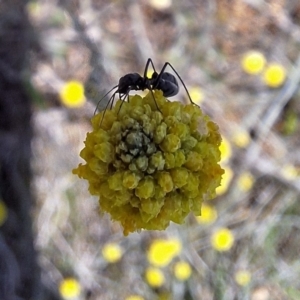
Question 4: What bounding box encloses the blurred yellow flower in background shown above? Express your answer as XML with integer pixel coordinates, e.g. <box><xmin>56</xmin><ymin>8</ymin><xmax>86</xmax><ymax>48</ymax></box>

<box><xmin>241</xmin><ymin>51</ymin><xmax>266</xmax><ymax>75</ymax></box>
<box><xmin>59</xmin><ymin>80</ymin><xmax>86</xmax><ymax>108</ymax></box>
<box><xmin>216</xmin><ymin>166</ymin><xmax>233</xmax><ymax>196</ymax></box>
<box><xmin>219</xmin><ymin>136</ymin><xmax>232</xmax><ymax>164</ymax></box>
<box><xmin>59</xmin><ymin>278</ymin><xmax>81</xmax><ymax>299</ymax></box>
<box><xmin>196</xmin><ymin>203</ymin><xmax>217</xmax><ymax>224</ymax></box>
<box><xmin>211</xmin><ymin>228</ymin><xmax>234</xmax><ymax>252</ymax></box>
<box><xmin>173</xmin><ymin>261</ymin><xmax>192</xmax><ymax>281</ymax></box>
<box><xmin>125</xmin><ymin>295</ymin><xmax>144</xmax><ymax>300</ymax></box>
<box><xmin>102</xmin><ymin>242</ymin><xmax>123</xmax><ymax>263</ymax></box>
<box><xmin>145</xmin><ymin>267</ymin><xmax>165</xmax><ymax>287</ymax></box>
<box><xmin>0</xmin><ymin>200</ymin><xmax>8</xmax><ymax>226</ymax></box>
<box><xmin>232</xmin><ymin>130</ymin><xmax>251</xmax><ymax>148</ymax></box>
<box><xmin>263</xmin><ymin>63</ymin><xmax>287</xmax><ymax>88</ymax></box>
<box><xmin>148</xmin><ymin>0</ymin><xmax>172</xmax><ymax>10</ymax></box>
<box><xmin>237</xmin><ymin>172</ymin><xmax>254</xmax><ymax>192</ymax></box>
<box><xmin>282</xmin><ymin>164</ymin><xmax>299</xmax><ymax>180</ymax></box>
<box><xmin>147</xmin><ymin>238</ymin><xmax>182</xmax><ymax>267</ymax></box>
<box><xmin>189</xmin><ymin>87</ymin><xmax>204</xmax><ymax>105</ymax></box>
<box><xmin>234</xmin><ymin>270</ymin><xmax>251</xmax><ymax>286</ymax></box>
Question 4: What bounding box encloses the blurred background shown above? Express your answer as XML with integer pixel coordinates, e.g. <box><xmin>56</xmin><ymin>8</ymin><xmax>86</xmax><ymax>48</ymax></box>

<box><xmin>1</xmin><ymin>0</ymin><xmax>300</xmax><ymax>299</ymax></box>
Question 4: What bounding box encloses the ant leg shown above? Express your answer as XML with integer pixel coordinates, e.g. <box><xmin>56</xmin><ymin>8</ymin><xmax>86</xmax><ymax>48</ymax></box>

<box><xmin>117</xmin><ymin>90</ymin><xmax>130</xmax><ymax>116</ymax></box>
<box><xmin>143</xmin><ymin>58</ymin><xmax>157</xmax><ymax>79</ymax></box>
<box><xmin>159</xmin><ymin>62</ymin><xmax>197</xmax><ymax>106</ymax></box>
<box><xmin>99</xmin><ymin>93</ymin><xmax>116</xmax><ymax>127</ymax></box>
<box><xmin>94</xmin><ymin>85</ymin><xmax>119</xmax><ymax>115</ymax></box>
<box><xmin>148</xmin><ymin>87</ymin><xmax>162</xmax><ymax>112</ymax></box>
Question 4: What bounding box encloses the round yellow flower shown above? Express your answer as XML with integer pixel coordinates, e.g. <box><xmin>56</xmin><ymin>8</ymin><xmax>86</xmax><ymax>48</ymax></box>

<box><xmin>147</xmin><ymin>238</ymin><xmax>182</xmax><ymax>267</ymax></box>
<box><xmin>59</xmin><ymin>278</ymin><xmax>81</xmax><ymax>299</ymax></box>
<box><xmin>263</xmin><ymin>63</ymin><xmax>287</xmax><ymax>88</ymax></box>
<box><xmin>196</xmin><ymin>203</ymin><xmax>217</xmax><ymax>224</ymax></box>
<box><xmin>145</xmin><ymin>267</ymin><xmax>165</xmax><ymax>287</ymax></box>
<box><xmin>241</xmin><ymin>51</ymin><xmax>266</xmax><ymax>75</ymax></box>
<box><xmin>237</xmin><ymin>172</ymin><xmax>254</xmax><ymax>192</ymax></box>
<box><xmin>173</xmin><ymin>261</ymin><xmax>192</xmax><ymax>281</ymax></box>
<box><xmin>0</xmin><ymin>201</ymin><xmax>8</xmax><ymax>226</ymax></box>
<box><xmin>216</xmin><ymin>166</ymin><xmax>233</xmax><ymax>196</ymax></box>
<box><xmin>282</xmin><ymin>164</ymin><xmax>299</xmax><ymax>180</ymax></box>
<box><xmin>232</xmin><ymin>130</ymin><xmax>250</xmax><ymax>148</ymax></box>
<box><xmin>73</xmin><ymin>91</ymin><xmax>224</xmax><ymax>235</ymax></box>
<box><xmin>59</xmin><ymin>80</ymin><xmax>85</xmax><ymax>108</ymax></box>
<box><xmin>235</xmin><ymin>270</ymin><xmax>251</xmax><ymax>286</ymax></box>
<box><xmin>148</xmin><ymin>0</ymin><xmax>172</xmax><ymax>10</ymax></box>
<box><xmin>125</xmin><ymin>295</ymin><xmax>144</xmax><ymax>300</ymax></box>
<box><xmin>211</xmin><ymin>228</ymin><xmax>234</xmax><ymax>252</ymax></box>
<box><xmin>102</xmin><ymin>242</ymin><xmax>122</xmax><ymax>263</ymax></box>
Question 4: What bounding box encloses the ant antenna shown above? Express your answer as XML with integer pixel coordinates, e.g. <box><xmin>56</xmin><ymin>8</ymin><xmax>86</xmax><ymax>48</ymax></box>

<box><xmin>144</xmin><ymin>58</ymin><xmax>157</xmax><ymax>78</ymax></box>
<box><xmin>94</xmin><ymin>85</ymin><xmax>118</xmax><ymax>115</ymax></box>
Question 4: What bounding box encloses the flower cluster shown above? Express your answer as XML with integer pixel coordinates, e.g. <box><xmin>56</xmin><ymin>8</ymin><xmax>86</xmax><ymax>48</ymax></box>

<box><xmin>73</xmin><ymin>91</ymin><xmax>224</xmax><ymax>235</ymax></box>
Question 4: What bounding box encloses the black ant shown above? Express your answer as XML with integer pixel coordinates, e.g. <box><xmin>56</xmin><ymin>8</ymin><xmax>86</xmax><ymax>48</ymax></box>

<box><xmin>95</xmin><ymin>58</ymin><xmax>196</xmax><ymax>116</ymax></box>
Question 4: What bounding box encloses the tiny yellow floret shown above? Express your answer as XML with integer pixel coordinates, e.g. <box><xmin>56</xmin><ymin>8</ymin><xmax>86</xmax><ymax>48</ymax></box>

<box><xmin>235</xmin><ymin>270</ymin><xmax>251</xmax><ymax>286</ymax></box>
<box><xmin>59</xmin><ymin>278</ymin><xmax>81</xmax><ymax>299</ymax></box>
<box><xmin>263</xmin><ymin>63</ymin><xmax>287</xmax><ymax>88</ymax></box>
<box><xmin>102</xmin><ymin>243</ymin><xmax>123</xmax><ymax>263</ymax></box>
<box><xmin>241</xmin><ymin>51</ymin><xmax>266</xmax><ymax>75</ymax></box>
<box><xmin>174</xmin><ymin>261</ymin><xmax>192</xmax><ymax>281</ymax></box>
<box><xmin>60</xmin><ymin>80</ymin><xmax>85</xmax><ymax>108</ymax></box>
<box><xmin>145</xmin><ymin>267</ymin><xmax>165</xmax><ymax>287</ymax></box>
<box><xmin>211</xmin><ymin>228</ymin><xmax>234</xmax><ymax>252</ymax></box>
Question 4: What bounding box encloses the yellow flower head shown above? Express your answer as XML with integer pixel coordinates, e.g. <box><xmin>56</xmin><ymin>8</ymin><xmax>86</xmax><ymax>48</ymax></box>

<box><xmin>125</xmin><ymin>296</ymin><xmax>144</xmax><ymax>300</ymax></box>
<box><xmin>237</xmin><ymin>172</ymin><xmax>254</xmax><ymax>192</ymax></box>
<box><xmin>59</xmin><ymin>278</ymin><xmax>81</xmax><ymax>299</ymax></box>
<box><xmin>241</xmin><ymin>51</ymin><xmax>266</xmax><ymax>75</ymax></box>
<box><xmin>263</xmin><ymin>63</ymin><xmax>287</xmax><ymax>88</ymax></box>
<box><xmin>73</xmin><ymin>91</ymin><xmax>224</xmax><ymax>235</ymax></box>
<box><xmin>0</xmin><ymin>201</ymin><xmax>8</xmax><ymax>226</ymax></box>
<box><xmin>145</xmin><ymin>267</ymin><xmax>165</xmax><ymax>287</ymax></box>
<box><xmin>102</xmin><ymin>242</ymin><xmax>123</xmax><ymax>263</ymax></box>
<box><xmin>196</xmin><ymin>203</ymin><xmax>217</xmax><ymax>224</ymax></box>
<box><xmin>59</xmin><ymin>80</ymin><xmax>85</xmax><ymax>108</ymax></box>
<box><xmin>211</xmin><ymin>228</ymin><xmax>234</xmax><ymax>252</ymax></box>
<box><xmin>235</xmin><ymin>270</ymin><xmax>251</xmax><ymax>286</ymax></box>
<box><xmin>216</xmin><ymin>166</ymin><xmax>233</xmax><ymax>196</ymax></box>
<box><xmin>173</xmin><ymin>261</ymin><xmax>192</xmax><ymax>281</ymax></box>
<box><xmin>147</xmin><ymin>238</ymin><xmax>182</xmax><ymax>267</ymax></box>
